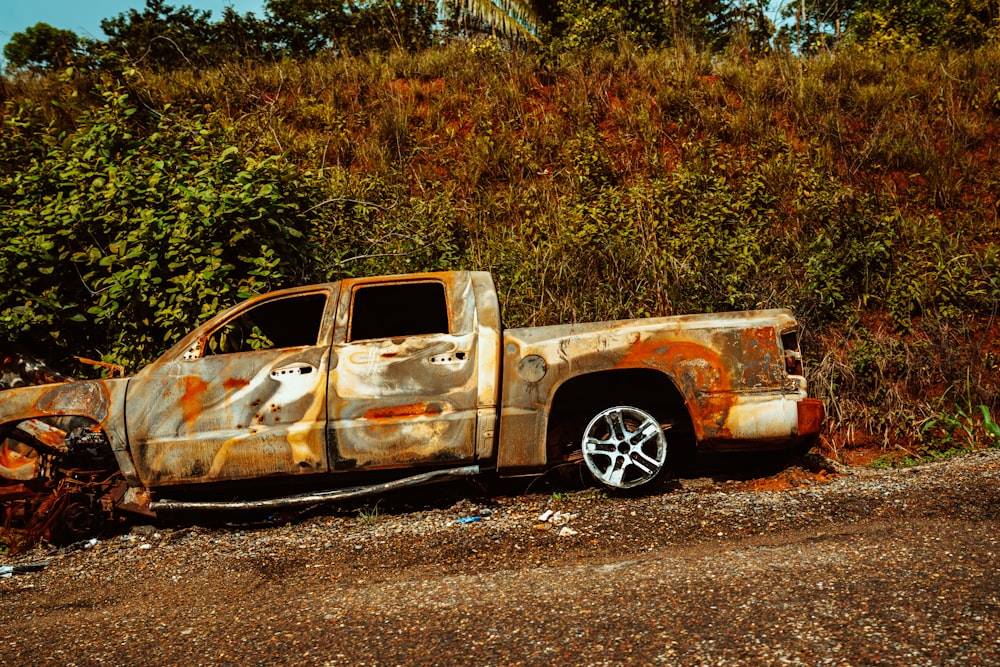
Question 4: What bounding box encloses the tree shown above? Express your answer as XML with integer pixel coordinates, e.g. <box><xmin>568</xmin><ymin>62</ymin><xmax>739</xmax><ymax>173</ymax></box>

<box><xmin>265</xmin><ymin>0</ymin><xmax>545</xmax><ymax>50</ymax></box>
<box><xmin>850</xmin><ymin>0</ymin><xmax>999</xmax><ymax>49</ymax></box>
<box><xmin>341</xmin><ymin>0</ymin><xmax>437</xmax><ymax>53</ymax></box>
<box><xmin>778</xmin><ymin>0</ymin><xmax>859</xmax><ymax>51</ymax></box>
<box><xmin>264</xmin><ymin>0</ymin><xmax>483</xmax><ymax>57</ymax></box>
<box><xmin>439</xmin><ymin>0</ymin><xmax>543</xmax><ymax>40</ymax></box>
<box><xmin>777</xmin><ymin>0</ymin><xmax>999</xmax><ymax>51</ymax></box>
<box><xmin>211</xmin><ymin>7</ymin><xmax>273</xmax><ymax>60</ymax></box>
<box><xmin>3</xmin><ymin>23</ymin><xmax>81</xmax><ymax>71</ymax></box>
<box><xmin>265</xmin><ymin>0</ymin><xmax>350</xmax><ymax>55</ymax></box>
<box><xmin>551</xmin><ymin>0</ymin><xmax>769</xmax><ymax>51</ymax></box>
<box><xmin>99</xmin><ymin>0</ymin><xmax>217</xmax><ymax>69</ymax></box>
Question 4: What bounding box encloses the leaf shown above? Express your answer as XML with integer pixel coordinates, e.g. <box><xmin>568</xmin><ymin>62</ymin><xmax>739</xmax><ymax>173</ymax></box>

<box><xmin>979</xmin><ymin>406</ymin><xmax>1000</xmax><ymax>439</ymax></box>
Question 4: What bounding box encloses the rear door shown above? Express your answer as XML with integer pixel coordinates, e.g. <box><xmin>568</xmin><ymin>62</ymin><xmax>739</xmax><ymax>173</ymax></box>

<box><xmin>327</xmin><ymin>273</ymin><xmax>479</xmax><ymax>470</ymax></box>
<box><xmin>125</xmin><ymin>287</ymin><xmax>336</xmax><ymax>486</ymax></box>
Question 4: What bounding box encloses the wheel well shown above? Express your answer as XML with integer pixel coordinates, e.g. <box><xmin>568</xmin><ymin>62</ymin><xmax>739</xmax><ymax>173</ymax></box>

<box><xmin>545</xmin><ymin>369</ymin><xmax>694</xmax><ymax>461</ymax></box>
<box><xmin>3</xmin><ymin>416</ymin><xmax>115</xmax><ymax>467</ymax></box>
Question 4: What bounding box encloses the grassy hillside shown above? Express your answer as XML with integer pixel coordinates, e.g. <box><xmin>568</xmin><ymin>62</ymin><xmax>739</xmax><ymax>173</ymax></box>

<box><xmin>2</xmin><ymin>43</ymin><xmax>998</xmax><ymax>462</ymax></box>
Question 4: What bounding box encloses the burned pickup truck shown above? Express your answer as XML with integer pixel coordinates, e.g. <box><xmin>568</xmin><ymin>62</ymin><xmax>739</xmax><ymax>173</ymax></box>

<box><xmin>1</xmin><ymin>271</ymin><xmax>822</xmax><ymax>541</ymax></box>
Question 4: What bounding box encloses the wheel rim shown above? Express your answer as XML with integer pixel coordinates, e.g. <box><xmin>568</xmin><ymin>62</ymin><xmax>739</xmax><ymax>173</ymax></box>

<box><xmin>582</xmin><ymin>406</ymin><xmax>667</xmax><ymax>489</ymax></box>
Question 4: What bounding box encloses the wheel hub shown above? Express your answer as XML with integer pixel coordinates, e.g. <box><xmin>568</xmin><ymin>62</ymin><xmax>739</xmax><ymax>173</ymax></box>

<box><xmin>581</xmin><ymin>406</ymin><xmax>668</xmax><ymax>489</ymax></box>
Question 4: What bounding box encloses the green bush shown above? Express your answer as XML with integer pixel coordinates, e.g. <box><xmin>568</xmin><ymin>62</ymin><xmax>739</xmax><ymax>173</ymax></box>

<box><xmin>308</xmin><ymin>170</ymin><xmax>467</xmax><ymax>280</ymax></box>
<box><xmin>0</xmin><ymin>78</ymin><xmax>318</xmax><ymax>370</ymax></box>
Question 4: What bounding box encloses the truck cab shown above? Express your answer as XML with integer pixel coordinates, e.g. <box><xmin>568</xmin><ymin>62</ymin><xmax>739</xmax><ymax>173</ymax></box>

<box><xmin>121</xmin><ymin>272</ymin><xmax>501</xmax><ymax>488</ymax></box>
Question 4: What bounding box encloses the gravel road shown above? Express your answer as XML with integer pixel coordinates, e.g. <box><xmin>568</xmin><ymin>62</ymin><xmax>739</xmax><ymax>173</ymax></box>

<box><xmin>2</xmin><ymin>451</ymin><xmax>999</xmax><ymax>666</ymax></box>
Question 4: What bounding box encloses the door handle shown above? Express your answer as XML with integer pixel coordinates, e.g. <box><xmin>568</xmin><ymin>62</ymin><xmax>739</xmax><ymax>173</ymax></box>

<box><xmin>429</xmin><ymin>351</ymin><xmax>468</xmax><ymax>365</ymax></box>
<box><xmin>270</xmin><ymin>362</ymin><xmax>315</xmax><ymax>379</ymax></box>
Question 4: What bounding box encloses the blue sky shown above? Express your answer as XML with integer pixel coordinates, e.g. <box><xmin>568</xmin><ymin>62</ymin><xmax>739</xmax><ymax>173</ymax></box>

<box><xmin>1</xmin><ymin>0</ymin><xmax>266</xmax><ymax>43</ymax></box>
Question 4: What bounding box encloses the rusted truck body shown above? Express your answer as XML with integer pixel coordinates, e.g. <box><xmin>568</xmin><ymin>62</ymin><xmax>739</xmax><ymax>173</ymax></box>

<box><xmin>0</xmin><ymin>271</ymin><xmax>822</xmax><ymax>534</ymax></box>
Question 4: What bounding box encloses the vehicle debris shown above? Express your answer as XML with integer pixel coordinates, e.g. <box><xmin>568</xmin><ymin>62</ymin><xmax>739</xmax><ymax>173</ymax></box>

<box><xmin>0</xmin><ymin>562</ymin><xmax>48</xmax><ymax>578</ymax></box>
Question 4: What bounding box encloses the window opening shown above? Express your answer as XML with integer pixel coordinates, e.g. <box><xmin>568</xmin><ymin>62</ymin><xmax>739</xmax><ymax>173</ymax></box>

<box><xmin>349</xmin><ymin>282</ymin><xmax>449</xmax><ymax>342</ymax></box>
<box><xmin>780</xmin><ymin>330</ymin><xmax>803</xmax><ymax>376</ymax></box>
<box><xmin>204</xmin><ymin>293</ymin><xmax>327</xmax><ymax>355</ymax></box>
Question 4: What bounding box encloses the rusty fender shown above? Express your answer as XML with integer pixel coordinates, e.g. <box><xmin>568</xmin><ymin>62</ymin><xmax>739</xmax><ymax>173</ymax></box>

<box><xmin>0</xmin><ymin>379</ymin><xmax>138</xmax><ymax>483</ymax></box>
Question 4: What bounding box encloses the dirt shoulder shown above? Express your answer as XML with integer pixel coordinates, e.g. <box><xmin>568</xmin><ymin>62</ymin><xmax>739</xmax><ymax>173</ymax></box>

<box><xmin>2</xmin><ymin>451</ymin><xmax>999</xmax><ymax>665</ymax></box>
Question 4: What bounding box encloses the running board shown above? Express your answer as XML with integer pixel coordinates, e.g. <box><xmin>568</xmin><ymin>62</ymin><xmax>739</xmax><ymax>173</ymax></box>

<box><xmin>150</xmin><ymin>465</ymin><xmax>481</xmax><ymax>512</ymax></box>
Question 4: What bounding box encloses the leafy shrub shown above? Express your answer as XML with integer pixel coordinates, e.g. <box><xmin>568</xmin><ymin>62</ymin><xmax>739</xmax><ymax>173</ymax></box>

<box><xmin>0</xmin><ymin>78</ymin><xmax>318</xmax><ymax>370</ymax></box>
<box><xmin>308</xmin><ymin>170</ymin><xmax>466</xmax><ymax>280</ymax></box>
<box><xmin>798</xmin><ymin>188</ymin><xmax>897</xmax><ymax>323</ymax></box>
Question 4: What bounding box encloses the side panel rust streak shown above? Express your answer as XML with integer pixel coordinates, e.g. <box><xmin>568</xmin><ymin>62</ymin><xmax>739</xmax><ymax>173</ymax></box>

<box><xmin>124</xmin><ymin>284</ymin><xmax>339</xmax><ymax>487</ymax></box>
<box><xmin>497</xmin><ymin>310</ymin><xmax>809</xmax><ymax>470</ymax></box>
<box><xmin>471</xmin><ymin>272</ymin><xmax>502</xmax><ymax>460</ymax></box>
<box><xmin>127</xmin><ymin>347</ymin><xmax>331</xmax><ymax>486</ymax></box>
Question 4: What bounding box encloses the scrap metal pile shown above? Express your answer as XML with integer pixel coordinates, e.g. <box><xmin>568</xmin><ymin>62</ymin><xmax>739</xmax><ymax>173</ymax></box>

<box><xmin>0</xmin><ymin>350</ymin><xmax>122</xmax><ymax>551</ymax></box>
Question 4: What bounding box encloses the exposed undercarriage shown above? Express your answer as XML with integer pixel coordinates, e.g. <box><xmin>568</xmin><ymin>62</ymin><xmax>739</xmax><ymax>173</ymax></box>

<box><xmin>0</xmin><ymin>350</ymin><xmax>124</xmax><ymax>551</ymax></box>
<box><xmin>1</xmin><ymin>416</ymin><xmax>124</xmax><ymax>551</ymax></box>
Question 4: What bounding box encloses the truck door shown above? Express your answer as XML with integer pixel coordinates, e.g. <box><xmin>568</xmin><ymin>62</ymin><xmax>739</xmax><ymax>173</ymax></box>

<box><xmin>125</xmin><ymin>288</ymin><xmax>336</xmax><ymax>486</ymax></box>
<box><xmin>327</xmin><ymin>274</ymin><xmax>479</xmax><ymax>470</ymax></box>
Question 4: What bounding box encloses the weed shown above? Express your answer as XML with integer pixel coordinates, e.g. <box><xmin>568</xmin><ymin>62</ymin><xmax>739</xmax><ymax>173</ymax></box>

<box><xmin>870</xmin><ymin>389</ymin><xmax>1000</xmax><ymax>468</ymax></box>
<box><xmin>357</xmin><ymin>500</ymin><xmax>383</xmax><ymax>525</ymax></box>
<box><xmin>585</xmin><ymin>489</ymin><xmax>609</xmax><ymax>502</ymax></box>
<box><xmin>868</xmin><ymin>455</ymin><xmax>896</xmax><ymax>469</ymax></box>
<box><xmin>921</xmin><ymin>381</ymin><xmax>1000</xmax><ymax>452</ymax></box>
<box><xmin>873</xmin><ymin>444</ymin><xmax>976</xmax><ymax>469</ymax></box>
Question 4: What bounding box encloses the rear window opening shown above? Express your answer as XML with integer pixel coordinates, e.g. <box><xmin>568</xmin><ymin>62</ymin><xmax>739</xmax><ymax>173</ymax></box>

<box><xmin>349</xmin><ymin>282</ymin><xmax>450</xmax><ymax>342</ymax></box>
<box><xmin>781</xmin><ymin>330</ymin><xmax>803</xmax><ymax>376</ymax></box>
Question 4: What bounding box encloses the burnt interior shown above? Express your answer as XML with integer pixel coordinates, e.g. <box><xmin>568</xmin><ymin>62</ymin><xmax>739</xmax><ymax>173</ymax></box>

<box><xmin>780</xmin><ymin>330</ymin><xmax>803</xmax><ymax>376</ymax></box>
<box><xmin>349</xmin><ymin>282</ymin><xmax>450</xmax><ymax>342</ymax></box>
<box><xmin>206</xmin><ymin>294</ymin><xmax>327</xmax><ymax>355</ymax></box>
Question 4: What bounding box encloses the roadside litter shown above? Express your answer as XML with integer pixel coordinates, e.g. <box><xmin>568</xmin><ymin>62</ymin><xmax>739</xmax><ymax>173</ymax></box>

<box><xmin>536</xmin><ymin>510</ymin><xmax>576</xmax><ymax>525</ymax></box>
<box><xmin>0</xmin><ymin>562</ymin><xmax>48</xmax><ymax>578</ymax></box>
<box><xmin>535</xmin><ymin>509</ymin><xmax>579</xmax><ymax>536</ymax></box>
